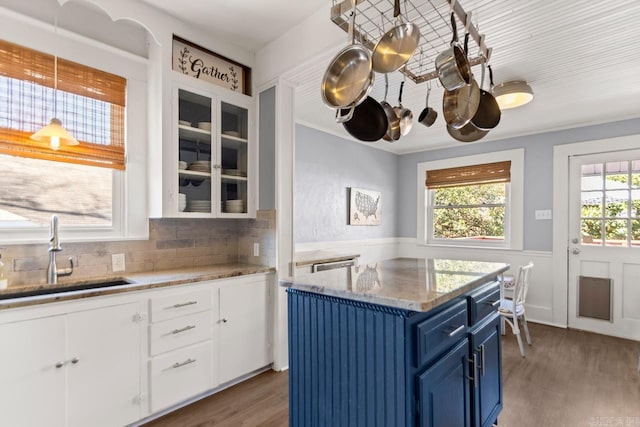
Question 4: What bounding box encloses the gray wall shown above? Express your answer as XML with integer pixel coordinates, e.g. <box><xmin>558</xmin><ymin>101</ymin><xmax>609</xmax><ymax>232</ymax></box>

<box><xmin>398</xmin><ymin>118</ymin><xmax>640</xmax><ymax>251</ymax></box>
<box><xmin>295</xmin><ymin>125</ymin><xmax>398</xmax><ymax>243</ymax></box>
<box><xmin>258</xmin><ymin>86</ymin><xmax>276</xmax><ymax>210</ymax></box>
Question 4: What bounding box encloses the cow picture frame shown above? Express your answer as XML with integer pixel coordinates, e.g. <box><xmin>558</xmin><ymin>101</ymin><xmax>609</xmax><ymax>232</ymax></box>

<box><xmin>349</xmin><ymin>188</ymin><xmax>381</xmax><ymax>226</ymax></box>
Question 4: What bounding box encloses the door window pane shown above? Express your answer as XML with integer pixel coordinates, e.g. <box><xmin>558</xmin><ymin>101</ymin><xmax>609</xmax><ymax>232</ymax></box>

<box><xmin>604</xmin><ymin>220</ymin><xmax>627</xmax><ymax>247</ymax></box>
<box><xmin>632</xmin><ymin>220</ymin><xmax>640</xmax><ymax>246</ymax></box>
<box><xmin>581</xmin><ymin>164</ymin><xmax>603</xmax><ymax>189</ymax></box>
<box><xmin>581</xmin><ymin>192</ymin><xmax>603</xmax><ymax>217</ymax></box>
<box><xmin>581</xmin><ymin>219</ymin><xmax>602</xmax><ymax>245</ymax></box>
<box><xmin>605</xmin><ymin>190</ymin><xmax>629</xmax><ymax>218</ymax></box>
<box><xmin>605</xmin><ymin>161</ymin><xmax>628</xmax><ymax>188</ymax></box>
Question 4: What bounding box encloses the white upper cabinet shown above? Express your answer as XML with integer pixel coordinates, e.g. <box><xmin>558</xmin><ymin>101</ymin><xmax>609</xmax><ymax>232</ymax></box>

<box><xmin>162</xmin><ymin>75</ymin><xmax>256</xmax><ymax>218</ymax></box>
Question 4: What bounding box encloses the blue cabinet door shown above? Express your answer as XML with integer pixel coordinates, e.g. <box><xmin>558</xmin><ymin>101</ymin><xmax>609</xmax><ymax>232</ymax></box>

<box><xmin>470</xmin><ymin>312</ymin><xmax>503</xmax><ymax>427</ymax></box>
<box><xmin>417</xmin><ymin>338</ymin><xmax>472</xmax><ymax>427</ymax></box>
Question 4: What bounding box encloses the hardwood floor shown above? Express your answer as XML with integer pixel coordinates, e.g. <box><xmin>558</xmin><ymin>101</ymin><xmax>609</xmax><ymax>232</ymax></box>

<box><xmin>145</xmin><ymin>323</ymin><xmax>640</xmax><ymax>427</ymax></box>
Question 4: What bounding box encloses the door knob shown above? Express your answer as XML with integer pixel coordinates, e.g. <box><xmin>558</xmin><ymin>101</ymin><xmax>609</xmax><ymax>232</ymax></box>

<box><xmin>571</xmin><ymin>238</ymin><xmax>579</xmax><ymax>244</ymax></box>
<box><xmin>571</xmin><ymin>248</ymin><xmax>581</xmax><ymax>255</ymax></box>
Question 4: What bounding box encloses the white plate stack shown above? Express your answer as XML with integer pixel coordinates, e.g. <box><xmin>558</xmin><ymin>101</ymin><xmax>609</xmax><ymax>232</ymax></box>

<box><xmin>221</xmin><ymin>169</ymin><xmax>247</xmax><ymax>177</ymax></box>
<box><xmin>225</xmin><ymin>199</ymin><xmax>244</xmax><ymax>213</ymax></box>
<box><xmin>187</xmin><ymin>199</ymin><xmax>211</xmax><ymax>213</ymax></box>
<box><xmin>187</xmin><ymin>160</ymin><xmax>211</xmax><ymax>173</ymax></box>
<box><xmin>178</xmin><ymin>193</ymin><xmax>187</xmax><ymax>212</ymax></box>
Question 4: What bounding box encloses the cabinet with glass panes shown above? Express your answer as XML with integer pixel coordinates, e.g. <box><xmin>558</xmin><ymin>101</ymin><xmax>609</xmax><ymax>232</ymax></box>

<box><xmin>173</xmin><ymin>83</ymin><xmax>254</xmax><ymax>218</ymax></box>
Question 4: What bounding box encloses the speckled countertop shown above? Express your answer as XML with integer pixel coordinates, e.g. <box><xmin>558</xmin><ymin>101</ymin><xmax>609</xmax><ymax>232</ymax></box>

<box><xmin>294</xmin><ymin>250</ymin><xmax>360</xmax><ymax>267</ymax></box>
<box><xmin>280</xmin><ymin>258</ymin><xmax>509</xmax><ymax>312</ymax></box>
<box><xmin>0</xmin><ymin>264</ymin><xmax>275</xmax><ymax>310</ymax></box>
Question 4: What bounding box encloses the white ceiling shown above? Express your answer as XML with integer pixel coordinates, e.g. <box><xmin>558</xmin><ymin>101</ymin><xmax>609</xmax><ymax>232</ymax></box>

<box><xmin>142</xmin><ymin>0</ymin><xmax>640</xmax><ymax>154</ymax></box>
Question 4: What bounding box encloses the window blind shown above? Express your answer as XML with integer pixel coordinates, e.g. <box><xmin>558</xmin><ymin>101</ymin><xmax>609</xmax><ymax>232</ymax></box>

<box><xmin>426</xmin><ymin>161</ymin><xmax>511</xmax><ymax>189</ymax></box>
<box><xmin>0</xmin><ymin>39</ymin><xmax>126</xmax><ymax>170</ymax></box>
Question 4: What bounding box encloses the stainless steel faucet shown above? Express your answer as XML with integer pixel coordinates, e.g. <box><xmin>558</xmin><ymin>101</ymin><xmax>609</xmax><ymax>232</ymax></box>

<box><xmin>47</xmin><ymin>215</ymin><xmax>73</xmax><ymax>284</ymax></box>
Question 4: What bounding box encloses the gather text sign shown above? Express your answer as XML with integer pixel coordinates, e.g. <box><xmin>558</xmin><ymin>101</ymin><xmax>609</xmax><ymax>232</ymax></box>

<box><xmin>172</xmin><ymin>36</ymin><xmax>249</xmax><ymax>95</ymax></box>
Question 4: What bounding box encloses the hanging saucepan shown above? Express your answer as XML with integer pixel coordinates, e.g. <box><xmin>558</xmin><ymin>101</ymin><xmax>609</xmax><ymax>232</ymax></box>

<box><xmin>442</xmin><ymin>33</ymin><xmax>480</xmax><ymax>129</ymax></box>
<box><xmin>418</xmin><ymin>81</ymin><xmax>437</xmax><ymax>127</ymax></box>
<box><xmin>470</xmin><ymin>63</ymin><xmax>501</xmax><ymax>130</ymax></box>
<box><xmin>435</xmin><ymin>13</ymin><xmax>471</xmax><ymax>91</ymax></box>
<box><xmin>446</xmin><ymin>122</ymin><xmax>489</xmax><ymax>143</ymax></box>
<box><xmin>340</xmin><ymin>96</ymin><xmax>389</xmax><ymax>142</ymax></box>
<box><xmin>321</xmin><ymin>0</ymin><xmax>374</xmax><ymax>117</ymax></box>
<box><xmin>393</xmin><ymin>79</ymin><xmax>413</xmax><ymax>136</ymax></box>
<box><xmin>381</xmin><ymin>74</ymin><xmax>401</xmax><ymax>141</ymax></box>
<box><xmin>371</xmin><ymin>0</ymin><xmax>421</xmax><ymax>73</ymax></box>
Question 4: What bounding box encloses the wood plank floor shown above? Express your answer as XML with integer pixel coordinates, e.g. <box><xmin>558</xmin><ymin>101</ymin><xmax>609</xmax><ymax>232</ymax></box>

<box><xmin>145</xmin><ymin>323</ymin><xmax>640</xmax><ymax>427</ymax></box>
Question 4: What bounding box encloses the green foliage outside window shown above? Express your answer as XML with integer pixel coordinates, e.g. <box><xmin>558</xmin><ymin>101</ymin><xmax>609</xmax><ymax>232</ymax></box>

<box><xmin>432</xmin><ymin>183</ymin><xmax>506</xmax><ymax>240</ymax></box>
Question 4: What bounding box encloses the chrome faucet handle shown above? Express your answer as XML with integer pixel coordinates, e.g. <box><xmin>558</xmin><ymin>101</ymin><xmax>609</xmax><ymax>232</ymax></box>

<box><xmin>57</xmin><ymin>257</ymin><xmax>74</xmax><ymax>278</ymax></box>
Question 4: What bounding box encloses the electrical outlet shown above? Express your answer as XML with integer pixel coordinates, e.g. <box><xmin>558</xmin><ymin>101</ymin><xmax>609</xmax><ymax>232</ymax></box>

<box><xmin>112</xmin><ymin>253</ymin><xmax>126</xmax><ymax>272</ymax></box>
<box><xmin>535</xmin><ymin>210</ymin><xmax>552</xmax><ymax>220</ymax></box>
<box><xmin>253</xmin><ymin>243</ymin><xmax>260</xmax><ymax>257</ymax></box>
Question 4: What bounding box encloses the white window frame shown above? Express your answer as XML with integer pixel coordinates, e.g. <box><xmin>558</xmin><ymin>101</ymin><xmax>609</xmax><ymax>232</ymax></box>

<box><xmin>0</xmin><ymin>8</ymin><xmax>148</xmax><ymax>244</ymax></box>
<box><xmin>417</xmin><ymin>148</ymin><xmax>524</xmax><ymax>250</ymax></box>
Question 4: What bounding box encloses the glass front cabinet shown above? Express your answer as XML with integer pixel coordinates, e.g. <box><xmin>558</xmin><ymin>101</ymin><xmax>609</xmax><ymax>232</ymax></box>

<box><xmin>171</xmin><ymin>82</ymin><xmax>255</xmax><ymax>218</ymax></box>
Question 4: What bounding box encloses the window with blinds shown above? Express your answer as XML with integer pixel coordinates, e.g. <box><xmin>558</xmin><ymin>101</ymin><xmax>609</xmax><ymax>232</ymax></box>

<box><xmin>426</xmin><ymin>161</ymin><xmax>512</xmax><ymax>242</ymax></box>
<box><xmin>0</xmin><ymin>39</ymin><xmax>126</xmax><ymax>170</ymax></box>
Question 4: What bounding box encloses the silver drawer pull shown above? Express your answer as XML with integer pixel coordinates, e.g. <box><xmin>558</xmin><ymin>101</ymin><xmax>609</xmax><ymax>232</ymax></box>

<box><xmin>485</xmin><ymin>300</ymin><xmax>500</xmax><ymax>307</ymax></box>
<box><xmin>172</xmin><ymin>301</ymin><xmax>197</xmax><ymax>308</ymax></box>
<box><xmin>172</xmin><ymin>325</ymin><xmax>196</xmax><ymax>334</ymax></box>
<box><xmin>446</xmin><ymin>324</ymin><xmax>465</xmax><ymax>337</ymax></box>
<box><xmin>171</xmin><ymin>358</ymin><xmax>196</xmax><ymax>369</ymax></box>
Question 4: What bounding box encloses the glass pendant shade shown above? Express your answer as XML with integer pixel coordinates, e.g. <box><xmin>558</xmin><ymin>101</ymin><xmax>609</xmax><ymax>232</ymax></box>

<box><xmin>30</xmin><ymin>118</ymin><xmax>79</xmax><ymax>150</ymax></box>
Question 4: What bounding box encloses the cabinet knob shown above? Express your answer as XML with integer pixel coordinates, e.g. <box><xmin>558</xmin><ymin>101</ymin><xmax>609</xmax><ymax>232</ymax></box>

<box><xmin>71</xmin><ymin>357</ymin><xmax>80</xmax><ymax>365</ymax></box>
<box><xmin>221</xmin><ymin>318</ymin><xmax>228</xmax><ymax>323</ymax></box>
<box><xmin>55</xmin><ymin>361</ymin><xmax>66</xmax><ymax>369</ymax></box>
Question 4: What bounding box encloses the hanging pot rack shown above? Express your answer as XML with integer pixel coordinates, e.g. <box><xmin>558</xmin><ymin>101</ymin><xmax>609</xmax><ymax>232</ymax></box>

<box><xmin>330</xmin><ymin>0</ymin><xmax>492</xmax><ymax>84</ymax></box>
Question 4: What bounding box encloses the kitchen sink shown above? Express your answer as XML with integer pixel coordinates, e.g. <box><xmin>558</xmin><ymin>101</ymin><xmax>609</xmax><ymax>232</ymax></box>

<box><xmin>0</xmin><ymin>279</ymin><xmax>134</xmax><ymax>300</ymax></box>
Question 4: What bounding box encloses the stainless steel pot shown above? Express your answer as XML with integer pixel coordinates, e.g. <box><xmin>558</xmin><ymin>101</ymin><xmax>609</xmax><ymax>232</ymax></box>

<box><xmin>371</xmin><ymin>0</ymin><xmax>421</xmax><ymax>73</ymax></box>
<box><xmin>418</xmin><ymin>83</ymin><xmax>437</xmax><ymax>127</ymax></box>
<box><xmin>442</xmin><ymin>76</ymin><xmax>480</xmax><ymax>129</ymax></box>
<box><xmin>446</xmin><ymin>121</ymin><xmax>489</xmax><ymax>143</ymax></box>
<box><xmin>381</xmin><ymin>74</ymin><xmax>400</xmax><ymax>142</ymax></box>
<box><xmin>393</xmin><ymin>80</ymin><xmax>413</xmax><ymax>136</ymax></box>
<box><xmin>435</xmin><ymin>13</ymin><xmax>471</xmax><ymax>91</ymax></box>
<box><xmin>470</xmin><ymin>64</ymin><xmax>501</xmax><ymax>130</ymax></box>
<box><xmin>321</xmin><ymin>0</ymin><xmax>374</xmax><ymax>110</ymax></box>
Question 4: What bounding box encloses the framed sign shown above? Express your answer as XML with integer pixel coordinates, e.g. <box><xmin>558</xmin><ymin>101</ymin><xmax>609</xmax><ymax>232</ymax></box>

<box><xmin>172</xmin><ymin>35</ymin><xmax>251</xmax><ymax>95</ymax></box>
<box><xmin>349</xmin><ymin>188</ymin><xmax>381</xmax><ymax>225</ymax></box>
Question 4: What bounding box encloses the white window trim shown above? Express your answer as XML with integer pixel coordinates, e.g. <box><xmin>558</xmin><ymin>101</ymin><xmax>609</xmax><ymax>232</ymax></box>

<box><xmin>417</xmin><ymin>148</ymin><xmax>524</xmax><ymax>250</ymax></box>
<box><xmin>0</xmin><ymin>7</ymin><xmax>149</xmax><ymax>244</ymax></box>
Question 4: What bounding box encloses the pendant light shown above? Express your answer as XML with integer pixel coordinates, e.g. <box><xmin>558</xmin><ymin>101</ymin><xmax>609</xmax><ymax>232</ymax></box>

<box><xmin>491</xmin><ymin>80</ymin><xmax>534</xmax><ymax>110</ymax></box>
<box><xmin>30</xmin><ymin>18</ymin><xmax>79</xmax><ymax>150</ymax></box>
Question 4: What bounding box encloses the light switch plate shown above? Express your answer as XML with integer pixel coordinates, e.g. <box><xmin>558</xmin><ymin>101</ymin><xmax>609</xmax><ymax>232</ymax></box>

<box><xmin>535</xmin><ymin>209</ymin><xmax>552</xmax><ymax>220</ymax></box>
<box><xmin>112</xmin><ymin>253</ymin><xmax>125</xmax><ymax>272</ymax></box>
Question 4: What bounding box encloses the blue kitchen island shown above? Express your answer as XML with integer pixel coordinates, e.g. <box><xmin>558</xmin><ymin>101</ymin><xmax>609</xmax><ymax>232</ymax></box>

<box><xmin>280</xmin><ymin>257</ymin><xmax>509</xmax><ymax>427</ymax></box>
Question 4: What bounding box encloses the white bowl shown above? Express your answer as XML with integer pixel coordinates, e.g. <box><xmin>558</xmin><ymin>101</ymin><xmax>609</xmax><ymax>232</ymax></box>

<box><xmin>178</xmin><ymin>161</ymin><xmax>187</xmax><ymax>170</ymax></box>
<box><xmin>197</xmin><ymin>122</ymin><xmax>212</xmax><ymax>131</ymax></box>
<box><xmin>223</xmin><ymin>130</ymin><xmax>241</xmax><ymax>137</ymax></box>
<box><xmin>178</xmin><ymin>120</ymin><xmax>191</xmax><ymax>126</ymax></box>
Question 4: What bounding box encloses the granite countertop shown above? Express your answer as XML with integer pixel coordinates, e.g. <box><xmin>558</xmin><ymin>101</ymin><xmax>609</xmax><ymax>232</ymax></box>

<box><xmin>280</xmin><ymin>257</ymin><xmax>509</xmax><ymax>312</ymax></box>
<box><xmin>0</xmin><ymin>263</ymin><xmax>275</xmax><ymax>310</ymax></box>
<box><xmin>294</xmin><ymin>250</ymin><xmax>360</xmax><ymax>267</ymax></box>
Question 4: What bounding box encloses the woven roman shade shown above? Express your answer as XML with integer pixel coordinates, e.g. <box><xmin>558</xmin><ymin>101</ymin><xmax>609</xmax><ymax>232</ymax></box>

<box><xmin>0</xmin><ymin>39</ymin><xmax>126</xmax><ymax>170</ymax></box>
<box><xmin>426</xmin><ymin>161</ymin><xmax>511</xmax><ymax>189</ymax></box>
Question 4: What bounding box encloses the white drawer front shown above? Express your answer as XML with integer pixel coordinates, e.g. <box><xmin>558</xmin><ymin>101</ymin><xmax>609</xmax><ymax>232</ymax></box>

<box><xmin>150</xmin><ymin>288</ymin><xmax>211</xmax><ymax>323</ymax></box>
<box><xmin>149</xmin><ymin>311</ymin><xmax>212</xmax><ymax>356</ymax></box>
<box><xmin>149</xmin><ymin>341</ymin><xmax>212</xmax><ymax>412</ymax></box>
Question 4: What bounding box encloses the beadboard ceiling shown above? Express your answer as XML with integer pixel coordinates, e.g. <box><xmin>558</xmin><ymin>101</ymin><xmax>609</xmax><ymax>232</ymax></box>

<box><xmin>142</xmin><ymin>0</ymin><xmax>640</xmax><ymax>154</ymax></box>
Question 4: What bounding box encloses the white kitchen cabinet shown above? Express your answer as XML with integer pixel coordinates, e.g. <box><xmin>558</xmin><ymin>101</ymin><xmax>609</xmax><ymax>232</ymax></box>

<box><xmin>218</xmin><ymin>276</ymin><xmax>271</xmax><ymax>384</ymax></box>
<box><xmin>0</xmin><ymin>315</ymin><xmax>66</xmax><ymax>427</ymax></box>
<box><xmin>0</xmin><ymin>301</ymin><xmax>143</xmax><ymax>427</ymax></box>
<box><xmin>165</xmin><ymin>76</ymin><xmax>256</xmax><ymax>218</ymax></box>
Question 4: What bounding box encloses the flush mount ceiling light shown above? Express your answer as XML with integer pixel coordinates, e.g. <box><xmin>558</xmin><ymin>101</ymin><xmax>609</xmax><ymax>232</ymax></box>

<box><xmin>491</xmin><ymin>80</ymin><xmax>534</xmax><ymax>110</ymax></box>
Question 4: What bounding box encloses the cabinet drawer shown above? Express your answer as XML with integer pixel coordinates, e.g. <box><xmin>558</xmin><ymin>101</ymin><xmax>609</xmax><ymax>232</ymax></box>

<box><xmin>149</xmin><ymin>311</ymin><xmax>212</xmax><ymax>356</ymax></box>
<box><xmin>149</xmin><ymin>341</ymin><xmax>212</xmax><ymax>412</ymax></box>
<box><xmin>415</xmin><ymin>300</ymin><xmax>468</xmax><ymax>368</ymax></box>
<box><xmin>150</xmin><ymin>289</ymin><xmax>211</xmax><ymax>323</ymax></box>
<box><xmin>468</xmin><ymin>282</ymin><xmax>500</xmax><ymax>326</ymax></box>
